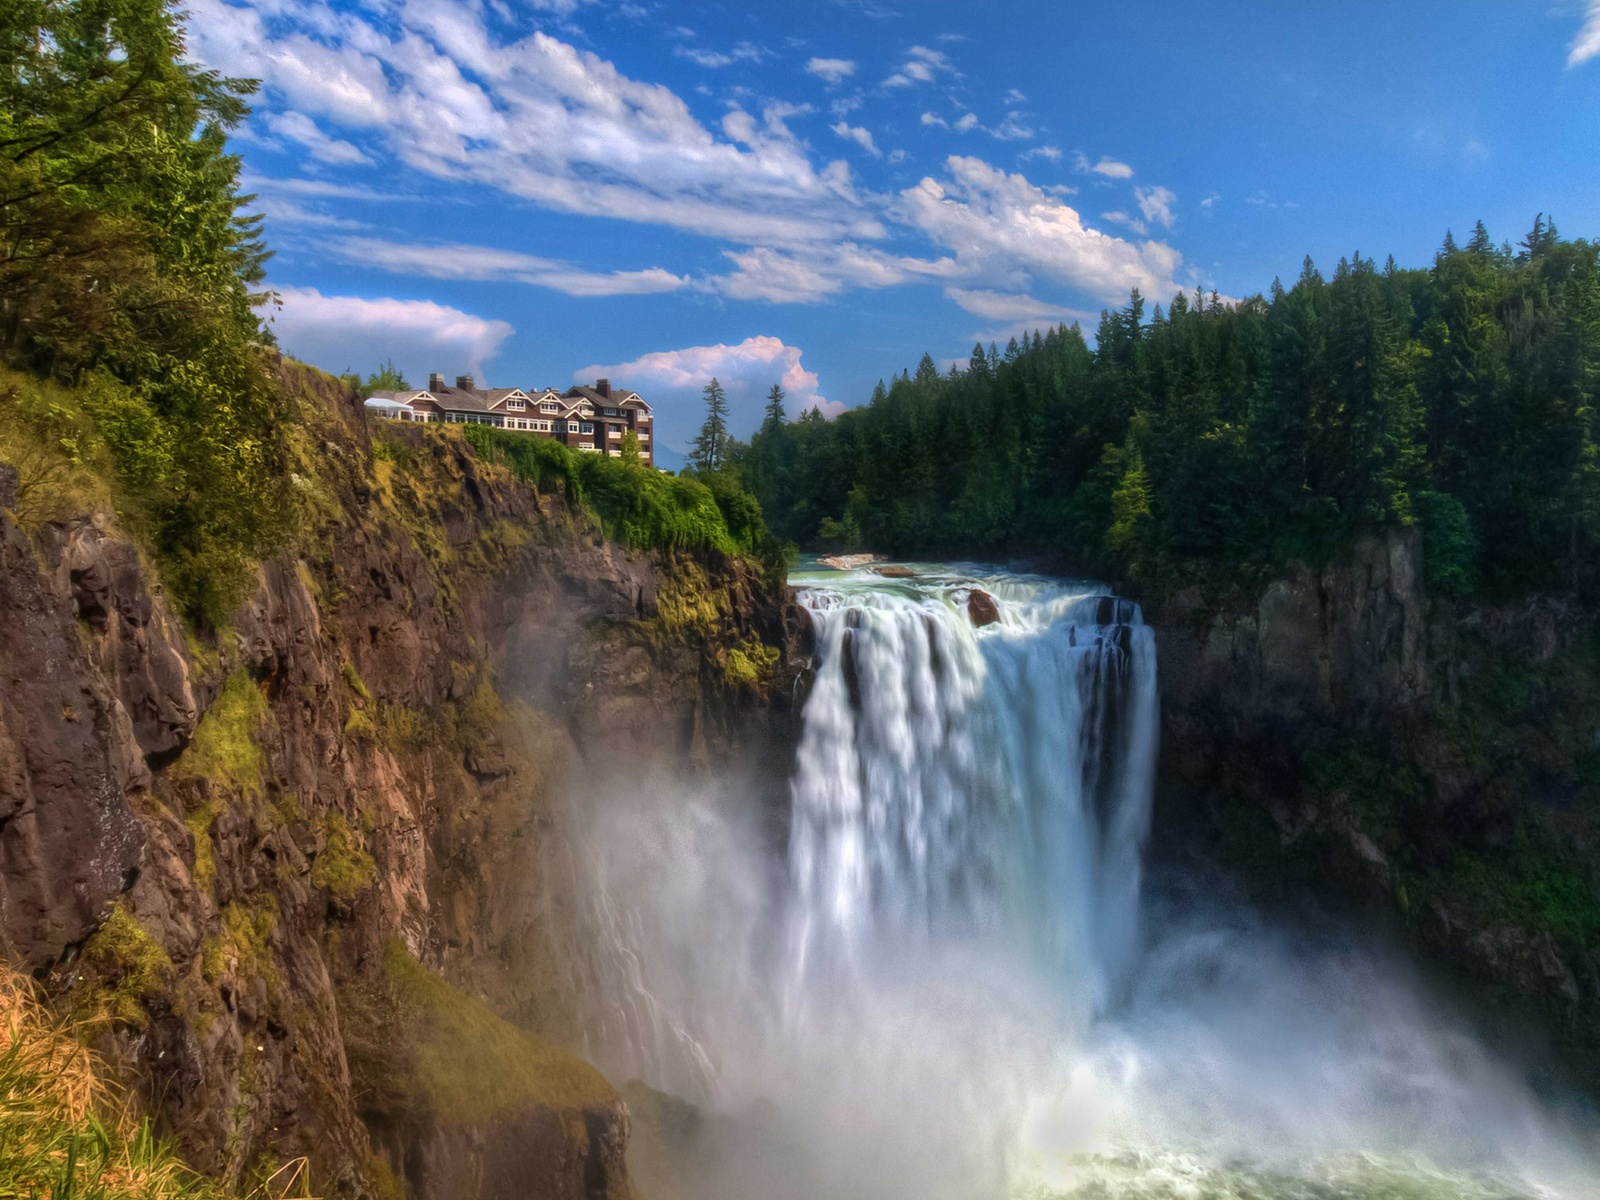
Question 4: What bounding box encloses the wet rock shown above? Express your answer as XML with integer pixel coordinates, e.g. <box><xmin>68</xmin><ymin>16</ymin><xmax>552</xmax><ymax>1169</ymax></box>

<box><xmin>871</xmin><ymin>565</ymin><xmax>916</xmax><ymax>579</ymax></box>
<box><xmin>968</xmin><ymin>589</ymin><xmax>1000</xmax><ymax>627</ymax></box>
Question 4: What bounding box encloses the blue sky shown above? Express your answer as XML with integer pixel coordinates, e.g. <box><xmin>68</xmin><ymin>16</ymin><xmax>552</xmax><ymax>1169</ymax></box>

<box><xmin>187</xmin><ymin>0</ymin><xmax>1600</xmax><ymax>461</ymax></box>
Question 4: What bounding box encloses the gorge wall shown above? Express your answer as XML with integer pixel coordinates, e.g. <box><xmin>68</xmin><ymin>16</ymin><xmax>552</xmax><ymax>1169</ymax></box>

<box><xmin>1154</xmin><ymin>529</ymin><xmax>1600</xmax><ymax>1076</ymax></box>
<box><xmin>0</xmin><ymin>362</ymin><xmax>800</xmax><ymax>1199</ymax></box>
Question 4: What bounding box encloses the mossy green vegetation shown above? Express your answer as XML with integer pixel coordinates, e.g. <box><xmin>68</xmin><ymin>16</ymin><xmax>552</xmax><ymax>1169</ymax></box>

<box><xmin>202</xmin><ymin>900</ymin><xmax>279</xmax><ymax>990</ymax></box>
<box><xmin>377</xmin><ymin>940</ymin><xmax>614</xmax><ymax>1123</ymax></box>
<box><xmin>81</xmin><ymin>903</ymin><xmax>172</xmax><ymax>1028</ymax></box>
<box><xmin>724</xmin><ymin>638</ymin><xmax>781</xmax><ymax>689</ymax></box>
<box><xmin>310</xmin><ymin>813</ymin><xmax>376</xmax><ymax>900</ymax></box>
<box><xmin>173</xmin><ymin>671</ymin><xmax>269</xmax><ymax>799</ymax></box>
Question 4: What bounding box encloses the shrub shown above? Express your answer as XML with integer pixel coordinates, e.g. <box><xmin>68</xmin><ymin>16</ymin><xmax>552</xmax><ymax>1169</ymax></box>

<box><xmin>173</xmin><ymin>672</ymin><xmax>269</xmax><ymax>799</ymax></box>
<box><xmin>1414</xmin><ymin>490</ymin><xmax>1478</xmax><ymax>598</ymax></box>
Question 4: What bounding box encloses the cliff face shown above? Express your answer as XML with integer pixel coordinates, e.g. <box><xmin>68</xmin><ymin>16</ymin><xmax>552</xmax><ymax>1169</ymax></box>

<box><xmin>1155</xmin><ymin>529</ymin><xmax>1600</xmax><ymax>1072</ymax></box>
<box><xmin>0</xmin><ymin>363</ymin><xmax>799</xmax><ymax>1199</ymax></box>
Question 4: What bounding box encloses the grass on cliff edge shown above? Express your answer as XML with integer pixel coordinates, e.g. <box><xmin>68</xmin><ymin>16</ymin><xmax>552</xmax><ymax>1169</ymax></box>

<box><xmin>379</xmin><ymin>940</ymin><xmax>614</xmax><ymax>1124</ymax></box>
<box><xmin>0</xmin><ymin>963</ymin><xmax>308</xmax><ymax>1200</ymax></box>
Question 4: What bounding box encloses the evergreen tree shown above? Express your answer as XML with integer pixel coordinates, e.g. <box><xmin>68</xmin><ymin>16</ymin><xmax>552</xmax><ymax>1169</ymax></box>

<box><xmin>761</xmin><ymin>383</ymin><xmax>787</xmax><ymax>434</ymax></box>
<box><xmin>689</xmin><ymin>377</ymin><xmax>731</xmax><ymax>473</ymax></box>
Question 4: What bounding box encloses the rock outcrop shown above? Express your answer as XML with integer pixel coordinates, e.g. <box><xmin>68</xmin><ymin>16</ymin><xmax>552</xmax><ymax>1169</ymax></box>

<box><xmin>0</xmin><ymin>366</ymin><xmax>801</xmax><ymax>1199</ymax></box>
<box><xmin>1153</xmin><ymin>527</ymin><xmax>1600</xmax><ymax>1076</ymax></box>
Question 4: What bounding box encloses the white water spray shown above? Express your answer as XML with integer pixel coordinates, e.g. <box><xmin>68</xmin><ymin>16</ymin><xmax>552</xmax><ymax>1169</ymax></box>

<box><xmin>571</xmin><ymin>562</ymin><xmax>1600</xmax><ymax>1200</ymax></box>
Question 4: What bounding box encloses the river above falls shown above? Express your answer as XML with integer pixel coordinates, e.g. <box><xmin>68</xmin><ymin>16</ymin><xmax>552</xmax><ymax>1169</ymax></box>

<box><xmin>583</xmin><ymin>560</ymin><xmax>1600</xmax><ymax>1199</ymax></box>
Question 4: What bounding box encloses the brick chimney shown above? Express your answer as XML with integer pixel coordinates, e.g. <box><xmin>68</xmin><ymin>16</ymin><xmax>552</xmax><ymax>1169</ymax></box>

<box><xmin>456</xmin><ymin>374</ymin><xmax>475</xmax><ymax>391</ymax></box>
<box><xmin>595</xmin><ymin>378</ymin><xmax>610</xmax><ymax>397</ymax></box>
<box><xmin>428</xmin><ymin>372</ymin><xmax>444</xmax><ymax>391</ymax></box>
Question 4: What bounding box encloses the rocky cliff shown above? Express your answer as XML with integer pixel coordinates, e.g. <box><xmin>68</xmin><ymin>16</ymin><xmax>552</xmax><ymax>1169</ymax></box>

<box><xmin>1155</xmin><ymin>528</ymin><xmax>1600</xmax><ymax>1075</ymax></box>
<box><xmin>0</xmin><ymin>362</ymin><xmax>800</xmax><ymax>1199</ymax></box>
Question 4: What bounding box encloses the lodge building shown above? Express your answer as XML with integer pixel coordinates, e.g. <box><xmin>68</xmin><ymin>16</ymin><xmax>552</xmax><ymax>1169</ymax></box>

<box><xmin>364</xmin><ymin>375</ymin><xmax>654</xmax><ymax>466</ymax></box>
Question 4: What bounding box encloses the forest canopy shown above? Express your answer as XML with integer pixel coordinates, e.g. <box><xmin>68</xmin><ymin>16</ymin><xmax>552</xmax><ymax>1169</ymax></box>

<box><xmin>738</xmin><ymin>219</ymin><xmax>1600</xmax><ymax>602</ymax></box>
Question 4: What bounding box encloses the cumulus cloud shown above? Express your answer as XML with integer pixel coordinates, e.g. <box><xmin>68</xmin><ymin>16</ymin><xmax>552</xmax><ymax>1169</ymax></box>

<box><xmin>953</xmin><ymin>112</ymin><xmax>980</xmax><ymax>133</ymax></box>
<box><xmin>578</xmin><ymin>337</ymin><xmax>837</xmax><ymax>451</ymax></box>
<box><xmin>899</xmin><ymin>156</ymin><xmax>1182</xmax><ymax>302</ymax></box>
<box><xmin>1572</xmin><ymin>0</ymin><xmax>1600</xmax><ymax>65</ymax></box>
<box><xmin>885</xmin><ymin>45</ymin><xmax>954</xmax><ymax>87</ymax></box>
<box><xmin>1021</xmin><ymin>145</ymin><xmax>1063</xmax><ymax>163</ymax></box>
<box><xmin>1136</xmin><ymin>185</ymin><xmax>1177</xmax><ymax>229</ymax></box>
<box><xmin>268</xmin><ymin>287</ymin><xmax>513</xmax><ymax>378</ymax></box>
<box><xmin>807</xmin><ymin>57</ymin><xmax>857</xmax><ymax>84</ymax></box>
<box><xmin>333</xmin><ymin>237</ymin><xmax>690</xmax><ymax>296</ymax></box>
<box><xmin>1074</xmin><ymin>152</ymin><xmax>1135</xmax><ymax>180</ymax></box>
<box><xmin>831</xmin><ymin>121</ymin><xmax>882</xmax><ymax>157</ymax></box>
<box><xmin>184</xmin><ymin>0</ymin><xmax>877</xmax><ymax>246</ymax></box>
<box><xmin>1100</xmin><ymin>210</ymin><xmax>1147</xmax><ymax>235</ymax></box>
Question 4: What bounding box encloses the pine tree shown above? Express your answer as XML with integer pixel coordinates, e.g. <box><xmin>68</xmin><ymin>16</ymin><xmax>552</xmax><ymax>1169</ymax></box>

<box><xmin>689</xmin><ymin>377</ymin><xmax>731</xmax><ymax>473</ymax></box>
<box><xmin>761</xmin><ymin>383</ymin><xmax>787</xmax><ymax>434</ymax></box>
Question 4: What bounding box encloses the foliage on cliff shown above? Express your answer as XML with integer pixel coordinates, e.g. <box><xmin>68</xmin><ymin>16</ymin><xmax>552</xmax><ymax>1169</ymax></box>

<box><xmin>0</xmin><ymin>0</ymin><xmax>290</xmax><ymax>623</ymax></box>
<box><xmin>0</xmin><ymin>963</ymin><xmax>305</xmax><ymax>1200</ymax></box>
<box><xmin>745</xmin><ymin>218</ymin><xmax>1600</xmax><ymax>602</ymax></box>
<box><xmin>460</xmin><ymin>423</ymin><xmax>782</xmax><ymax>564</ymax></box>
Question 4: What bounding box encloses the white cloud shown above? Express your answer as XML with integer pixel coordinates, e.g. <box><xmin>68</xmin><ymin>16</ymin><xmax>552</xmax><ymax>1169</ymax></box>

<box><xmin>1074</xmin><ymin>152</ymin><xmax>1135</xmax><ymax>180</ymax></box>
<box><xmin>885</xmin><ymin>44</ymin><xmax>954</xmax><ymax>87</ymax></box>
<box><xmin>334</xmin><ymin>237</ymin><xmax>690</xmax><ymax>296</ymax></box>
<box><xmin>899</xmin><ymin>156</ymin><xmax>1182</xmax><ymax>302</ymax></box>
<box><xmin>578</xmin><ymin>337</ymin><xmax>837</xmax><ymax>450</ymax></box>
<box><xmin>831</xmin><ymin>121</ymin><xmax>882</xmax><ymax>157</ymax></box>
<box><xmin>184</xmin><ymin>0</ymin><xmax>879</xmax><ymax>246</ymax></box>
<box><xmin>1021</xmin><ymin>145</ymin><xmax>1063</xmax><ymax>163</ymax></box>
<box><xmin>1200</xmin><ymin>192</ymin><xmax>1220</xmax><ymax>208</ymax></box>
<box><xmin>711</xmin><ymin>243</ymin><xmax>954</xmax><ymax>303</ymax></box>
<box><xmin>674</xmin><ymin>41</ymin><xmax>763</xmax><ymax>68</ymax></box>
<box><xmin>953</xmin><ymin>112</ymin><xmax>980</xmax><ymax>133</ymax></box>
<box><xmin>268</xmin><ymin>287</ymin><xmax>513</xmax><ymax>378</ymax></box>
<box><xmin>1136</xmin><ymin>185</ymin><xmax>1177</xmax><ymax>229</ymax></box>
<box><xmin>1101</xmin><ymin>210</ymin><xmax>1148</xmax><ymax>235</ymax></box>
<box><xmin>989</xmin><ymin>114</ymin><xmax>1034</xmax><ymax>141</ymax></box>
<box><xmin>1005</xmin><ymin>88</ymin><xmax>1027</xmax><ymax>104</ymax></box>
<box><xmin>943</xmin><ymin>288</ymin><xmax>1087</xmax><ymax>324</ymax></box>
<box><xmin>253</xmin><ymin>196</ymin><xmax>368</xmax><ymax>229</ymax></box>
<box><xmin>807</xmin><ymin>57</ymin><xmax>857</xmax><ymax>84</ymax></box>
<box><xmin>921</xmin><ymin>111</ymin><xmax>949</xmax><ymax>129</ymax></box>
<box><xmin>264</xmin><ymin>111</ymin><xmax>371</xmax><ymax>164</ymax></box>
<box><xmin>1571</xmin><ymin>0</ymin><xmax>1600</xmax><ymax>65</ymax></box>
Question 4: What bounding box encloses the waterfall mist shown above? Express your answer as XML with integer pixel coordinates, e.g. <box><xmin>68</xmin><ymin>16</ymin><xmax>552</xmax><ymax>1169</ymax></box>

<box><xmin>570</xmin><ymin>564</ymin><xmax>1600</xmax><ymax>1199</ymax></box>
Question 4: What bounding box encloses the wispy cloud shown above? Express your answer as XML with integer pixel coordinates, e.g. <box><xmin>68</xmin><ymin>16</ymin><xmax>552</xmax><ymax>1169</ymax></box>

<box><xmin>806</xmin><ymin>57</ymin><xmax>857</xmax><ymax>84</ymax></box>
<box><xmin>333</xmin><ymin>237</ymin><xmax>690</xmax><ymax>297</ymax></box>
<box><xmin>185</xmin><ymin>0</ymin><xmax>878</xmax><ymax>246</ymax></box>
<box><xmin>1571</xmin><ymin>0</ymin><xmax>1600</xmax><ymax>65</ymax></box>
<box><xmin>264</xmin><ymin>111</ymin><xmax>370</xmax><ymax>165</ymax></box>
<box><xmin>674</xmin><ymin>41</ymin><xmax>763</xmax><ymax>68</ymax></box>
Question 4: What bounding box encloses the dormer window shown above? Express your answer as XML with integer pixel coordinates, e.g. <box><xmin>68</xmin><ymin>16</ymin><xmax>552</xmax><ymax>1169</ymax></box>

<box><xmin>541</xmin><ymin>402</ymin><xmax>559</xmax><ymax>414</ymax></box>
<box><xmin>508</xmin><ymin>398</ymin><xmax>525</xmax><ymax>410</ymax></box>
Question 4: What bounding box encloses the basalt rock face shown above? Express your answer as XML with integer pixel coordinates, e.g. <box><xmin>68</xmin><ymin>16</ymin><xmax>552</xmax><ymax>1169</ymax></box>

<box><xmin>0</xmin><ymin>365</ymin><xmax>802</xmax><ymax>1199</ymax></box>
<box><xmin>1153</xmin><ymin>527</ymin><xmax>1600</xmax><ymax>1075</ymax></box>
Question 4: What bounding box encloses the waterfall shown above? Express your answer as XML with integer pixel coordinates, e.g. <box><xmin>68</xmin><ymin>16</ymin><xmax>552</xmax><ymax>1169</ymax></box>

<box><xmin>787</xmin><ymin>568</ymin><xmax>1158</xmax><ymax>1018</ymax></box>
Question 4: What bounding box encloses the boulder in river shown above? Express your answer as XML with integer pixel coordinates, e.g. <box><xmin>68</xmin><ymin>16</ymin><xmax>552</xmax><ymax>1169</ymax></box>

<box><xmin>968</xmin><ymin>589</ymin><xmax>1000</xmax><ymax>627</ymax></box>
<box><xmin>872</xmin><ymin>565</ymin><xmax>916</xmax><ymax>578</ymax></box>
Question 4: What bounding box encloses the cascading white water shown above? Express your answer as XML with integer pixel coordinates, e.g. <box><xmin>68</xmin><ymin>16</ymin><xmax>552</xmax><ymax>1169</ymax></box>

<box><xmin>787</xmin><ymin>569</ymin><xmax>1157</xmax><ymax>1019</ymax></box>
<box><xmin>572</xmin><ymin>561</ymin><xmax>1600</xmax><ymax>1200</ymax></box>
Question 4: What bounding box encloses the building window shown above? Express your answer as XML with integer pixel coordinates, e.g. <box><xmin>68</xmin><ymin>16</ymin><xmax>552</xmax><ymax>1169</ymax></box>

<box><xmin>508</xmin><ymin>399</ymin><xmax>525</xmax><ymax>410</ymax></box>
<box><xmin>638</xmin><ymin>434</ymin><xmax>650</xmax><ymax>443</ymax></box>
<box><xmin>608</xmin><ymin>427</ymin><xmax>622</xmax><ymax>438</ymax></box>
<box><xmin>579</xmin><ymin>442</ymin><xmax>597</xmax><ymax>451</ymax></box>
<box><xmin>579</xmin><ymin>422</ymin><xmax>594</xmax><ymax>434</ymax></box>
<box><xmin>541</xmin><ymin>402</ymin><xmax>559</xmax><ymax>413</ymax></box>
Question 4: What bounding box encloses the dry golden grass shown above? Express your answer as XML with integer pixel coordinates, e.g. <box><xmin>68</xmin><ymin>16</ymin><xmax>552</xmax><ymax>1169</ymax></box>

<box><xmin>0</xmin><ymin>964</ymin><xmax>310</xmax><ymax>1200</ymax></box>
